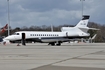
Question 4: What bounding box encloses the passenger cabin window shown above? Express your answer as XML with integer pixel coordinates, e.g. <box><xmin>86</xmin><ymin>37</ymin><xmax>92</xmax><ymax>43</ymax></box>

<box><xmin>30</xmin><ymin>34</ymin><xmax>59</xmax><ymax>36</ymax></box>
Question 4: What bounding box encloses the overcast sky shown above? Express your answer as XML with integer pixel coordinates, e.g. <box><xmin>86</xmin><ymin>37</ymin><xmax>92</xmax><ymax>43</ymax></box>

<box><xmin>0</xmin><ymin>0</ymin><xmax>105</xmax><ymax>28</ymax></box>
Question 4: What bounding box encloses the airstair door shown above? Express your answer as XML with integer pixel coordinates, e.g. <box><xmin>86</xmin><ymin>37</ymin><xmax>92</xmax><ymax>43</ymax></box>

<box><xmin>21</xmin><ymin>33</ymin><xmax>26</xmax><ymax>45</ymax></box>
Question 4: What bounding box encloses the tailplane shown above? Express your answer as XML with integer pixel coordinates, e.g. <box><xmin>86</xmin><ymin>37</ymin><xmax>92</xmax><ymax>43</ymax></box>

<box><xmin>61</xmin><ymin>15</ymin><xmax>99</xmax><ymax>32</ymax></box>
<box><xmin>75</xmin><ymin>15</ymin><xmax>90</xmax><ymax>33</ymax></box>
<box><xmin>75</xmin><ymin>15</ymin><xmax>99</xmax><ymax>32</ymax></box>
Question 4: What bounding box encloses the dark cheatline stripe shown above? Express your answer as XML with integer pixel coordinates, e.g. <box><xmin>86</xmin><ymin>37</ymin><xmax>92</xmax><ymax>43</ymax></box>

<box><xmin>10</xmin><ymin>36</ymin><xmax>88</xmax><ymax>42</ymax></box>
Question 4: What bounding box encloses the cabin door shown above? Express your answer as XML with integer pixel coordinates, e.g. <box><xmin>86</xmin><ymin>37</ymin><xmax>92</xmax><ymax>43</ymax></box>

<box><xmin>22</xmin><ymin>33</ymin><xmax>25</xmax><ymax>40</ymax></box>
<box><xmin>21</xmin><ymin>33</ymin><xmax>26</xmax><ymax>45</ymax></box>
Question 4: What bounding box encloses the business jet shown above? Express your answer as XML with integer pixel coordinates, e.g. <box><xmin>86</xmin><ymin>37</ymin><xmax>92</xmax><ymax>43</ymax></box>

<box><xmin>3</xmin><ymin>15</ymin><xmax>98</xmax><ymax>46</ymax></box>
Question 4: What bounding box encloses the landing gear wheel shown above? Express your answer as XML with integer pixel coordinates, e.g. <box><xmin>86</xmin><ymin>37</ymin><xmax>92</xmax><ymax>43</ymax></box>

<box><xmin>56</xmin><ymin>43</ymin><xmax>61</xmax><ymax>46</ymax></box>
<box><xmin>56</xmin><ymin>42</ymin><xmax>61</xmax><ymax>46</ymax></box>
<box><xmin>48</xmin><ymin>42</ymin><xmax>55</xmax><ymax>46</ymax></box>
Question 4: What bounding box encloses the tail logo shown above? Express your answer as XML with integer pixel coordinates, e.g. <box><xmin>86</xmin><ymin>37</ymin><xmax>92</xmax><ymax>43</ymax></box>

<box><xmin>81</xmin><ymin>21</ymin><xmax>86</xmax><ymax>25</ymax></box>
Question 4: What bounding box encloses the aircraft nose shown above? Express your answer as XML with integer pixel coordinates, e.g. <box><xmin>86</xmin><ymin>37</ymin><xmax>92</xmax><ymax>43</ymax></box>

<box><xmin>4</xmin><ymin>35</ymin><xmax>14</xmax><ymax>40</ymax></box>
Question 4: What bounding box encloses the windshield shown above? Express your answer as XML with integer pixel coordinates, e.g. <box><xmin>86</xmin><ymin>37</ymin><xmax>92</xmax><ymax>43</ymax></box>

<box><xmin>12</xmin><ymin>33</ymin><xmax>20</xmax><ymax>35</ymax></box>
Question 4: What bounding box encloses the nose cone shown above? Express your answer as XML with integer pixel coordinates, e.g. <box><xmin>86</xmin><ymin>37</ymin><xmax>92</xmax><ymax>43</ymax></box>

<box><xmin>4</xmin><ymin>35</ymin><xmax>14</xmax><ymax>41</ymax></box>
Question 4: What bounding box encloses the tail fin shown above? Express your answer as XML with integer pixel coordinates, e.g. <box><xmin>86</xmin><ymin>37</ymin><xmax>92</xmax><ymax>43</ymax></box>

<box><xmin>0</xmin><ymin>24</ymin><xmax>8</xmax><ymax>33</ymax></box>
<box><xmin>75</xmin><ymin>15</ymin><xmax>90</xmax><ymax>28</ymax></box>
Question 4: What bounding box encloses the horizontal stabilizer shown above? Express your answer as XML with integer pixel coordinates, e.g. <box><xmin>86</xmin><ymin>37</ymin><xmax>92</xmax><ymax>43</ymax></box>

<box><xmin>79</xmin><ymin>27</ymin><xmax>100</xmax><ymax>30</ymax></box>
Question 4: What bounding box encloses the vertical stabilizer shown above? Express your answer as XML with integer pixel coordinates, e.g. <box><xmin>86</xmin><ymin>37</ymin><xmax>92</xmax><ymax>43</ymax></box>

<box><xmin>75</xmin><ymin>15</ymin><xmax>90</xmax><ymax>28</ymax></box>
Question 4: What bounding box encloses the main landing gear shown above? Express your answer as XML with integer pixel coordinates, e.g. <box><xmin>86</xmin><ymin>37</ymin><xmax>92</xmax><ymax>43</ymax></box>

<box><xmin>48</xmin><ymin>41</ymin><xmax>61</xmax><ymax>46</ymax></box>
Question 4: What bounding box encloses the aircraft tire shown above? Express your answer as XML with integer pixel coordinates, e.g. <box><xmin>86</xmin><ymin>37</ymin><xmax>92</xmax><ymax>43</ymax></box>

<box><xmin>48</xmin><ymin>42</ymin><xmax>55</xmax><ymax>46</ymax></box>
<box><xmin>56</xmin><ymin>42</ymin><xmax>61</xmax><ymax>46</ymax></box>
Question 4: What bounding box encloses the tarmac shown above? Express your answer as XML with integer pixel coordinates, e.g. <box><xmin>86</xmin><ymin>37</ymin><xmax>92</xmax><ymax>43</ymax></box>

<box><xmin>0</xmin><ymin>43</ymin><xmax>105</xmax><ymax>70</ymax></box>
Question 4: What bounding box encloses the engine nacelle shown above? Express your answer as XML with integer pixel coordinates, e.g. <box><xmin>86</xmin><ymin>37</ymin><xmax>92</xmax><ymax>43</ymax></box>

<box><xmin>78</xmin><ymin>32</ymin><xmax>90</xmax><ymax>36</ymax></box>
<box><xmin>61</xmin><ymin>27</ymin><xmax>74</xmax><ymax>32</ymax></box>
<box><xmin>65</xmin><ymin>32</ymin><xmax>79</xmax><ymax>37</ymax></box>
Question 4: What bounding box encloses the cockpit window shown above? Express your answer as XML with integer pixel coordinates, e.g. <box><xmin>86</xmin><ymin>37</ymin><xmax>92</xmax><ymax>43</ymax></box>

<box><xmin>17</xmin><ymin>33</ymin><xmax>19</xmax><ymax>35</ymax></box>
<box><xmin>13</xmin><ymin>33</ymin><xmax>16</xmax><ymax>35</ymax></box>
<box><xmin>12</xmin><ymin>33</ymin><xmax>19</xmax><ymax>35</ymax></box>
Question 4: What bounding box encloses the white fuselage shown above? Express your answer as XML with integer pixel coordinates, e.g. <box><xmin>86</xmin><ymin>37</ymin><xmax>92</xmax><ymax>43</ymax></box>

<box><xmin>4</xmin><ymin>30</ymin><xmax>89</xmax><ymax>43</ymax></box>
